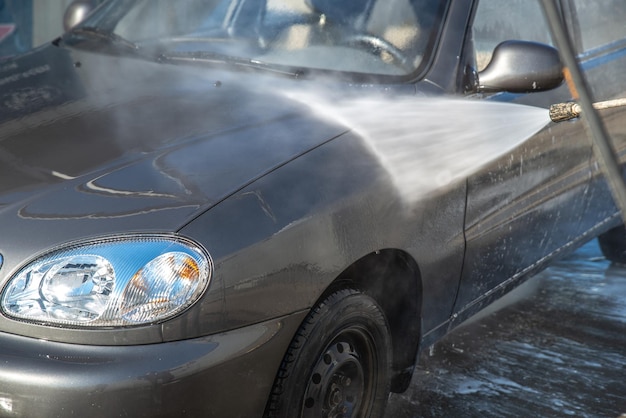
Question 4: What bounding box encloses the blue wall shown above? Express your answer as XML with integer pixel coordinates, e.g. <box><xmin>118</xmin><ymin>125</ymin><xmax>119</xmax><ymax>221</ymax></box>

<box><xmin>0</xmin><ymin>0</ymin><xmax>34</xmax><ymax>58</ymax></box>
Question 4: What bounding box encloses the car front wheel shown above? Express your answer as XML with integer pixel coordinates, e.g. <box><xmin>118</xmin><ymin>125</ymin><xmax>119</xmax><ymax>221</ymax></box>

<box><xmin>265</xmin><ymin>289</ymin><xmax>391</xmax><ymax>418</ymax></box>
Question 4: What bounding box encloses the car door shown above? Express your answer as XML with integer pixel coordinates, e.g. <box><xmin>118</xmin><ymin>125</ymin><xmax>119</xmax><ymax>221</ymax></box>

<box><xmin>450</xmin><ymin>0</ymin><xmax>594</xmax><ymax>325</ymax></box>
<box><xmin>562</xmin><ymin>0</ymin><xmax>626</xmax><ymax>231</ymax></box>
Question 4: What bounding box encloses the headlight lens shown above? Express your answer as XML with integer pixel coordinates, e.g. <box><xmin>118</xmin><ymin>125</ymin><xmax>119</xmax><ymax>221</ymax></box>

<box><xmin>1</xmin><ymin>235</ymin><xmax>211</xmax><ymax>327</ymax></box>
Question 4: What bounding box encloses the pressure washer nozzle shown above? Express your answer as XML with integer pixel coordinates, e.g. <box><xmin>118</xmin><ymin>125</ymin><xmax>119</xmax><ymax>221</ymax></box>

<box><xmin>549</xmin><ymin>98</ymin><xmax>626</xmax><ymax>123</ymax></box>
<box><xmin>549</xmin><ymin>102</ymin><xmax>582</xmax><ymax>122</ymax></box>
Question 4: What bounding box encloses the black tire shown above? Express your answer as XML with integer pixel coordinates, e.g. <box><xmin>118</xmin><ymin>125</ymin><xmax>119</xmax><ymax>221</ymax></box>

<box><xmin>265</xmin><ymin>289</ymin><xmax>392</xmax><ymax>418</ymax></box>
<box><xmin>598</xmin><ymin>225</ymin><xmax>626</xmax><ymax>264</ymax></box>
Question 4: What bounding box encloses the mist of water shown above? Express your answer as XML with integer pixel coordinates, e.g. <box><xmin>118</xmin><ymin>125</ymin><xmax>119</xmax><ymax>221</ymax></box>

<box><xmin>288</xmin><ymin>93</ymin><xmax>550</xmax><ymax>202</ymax></box>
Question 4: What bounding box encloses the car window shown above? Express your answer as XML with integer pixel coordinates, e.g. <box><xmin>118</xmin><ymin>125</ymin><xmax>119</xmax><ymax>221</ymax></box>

<box><xmin>472</xmin><ymin>0</ymin><xmax>553</xmax><ymax>71</ymax></box>
<box><xmin>113</xmin><ymin>0</ymin><xmax>223</xmax><ymax>41</ymax></box>
<box><xmin>79</xmin><ymin>0</ymin><xmax>447</xmax><ymax>78</ymax></box>
<box><xmin>569</xmin><ymin>0</ymin><xmax>626</xmax><ymax>53</ymax></box>
<box><xmin>262</xmin><ymin>0</ymin><xmax>433</xmax><ymax>74</ymax></box>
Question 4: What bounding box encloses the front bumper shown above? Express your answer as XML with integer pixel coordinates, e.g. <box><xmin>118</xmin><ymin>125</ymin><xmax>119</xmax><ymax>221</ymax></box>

<box><xmin>0</xmin><ymin>312</ymin><xmax>305</xmax><ymax>417</ymax></box>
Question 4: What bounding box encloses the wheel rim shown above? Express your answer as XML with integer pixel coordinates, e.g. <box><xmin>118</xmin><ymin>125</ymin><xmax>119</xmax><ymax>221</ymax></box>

<box><xmin>301</xmin><ymin>329</ymin><xmax>376</xmax><ymax>418</ymax></box>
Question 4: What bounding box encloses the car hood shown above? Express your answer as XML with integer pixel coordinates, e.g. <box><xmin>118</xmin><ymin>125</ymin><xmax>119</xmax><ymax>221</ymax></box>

<box><xmin>0</xmin><ymin>44</ymin><xmax>347</xmax><ymax>261</ymax></box>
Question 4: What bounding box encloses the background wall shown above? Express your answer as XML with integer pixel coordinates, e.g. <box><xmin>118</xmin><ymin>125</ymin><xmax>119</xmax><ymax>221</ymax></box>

<box><xmin>32</xmin><ymin>0</ymin><xmax>75</xmax><ymax>47</ymax></box>
<box><xmin>0</xmin><ymin>0</ymin><xmax>33</xmax><ymax>57</ymax></box>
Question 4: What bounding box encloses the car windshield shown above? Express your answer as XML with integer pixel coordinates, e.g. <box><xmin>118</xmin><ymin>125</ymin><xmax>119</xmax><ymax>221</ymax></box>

<box><xmin>73</xmin><ymin>0</ymin><xmax>447</xmax><ymax>77</ymax></box>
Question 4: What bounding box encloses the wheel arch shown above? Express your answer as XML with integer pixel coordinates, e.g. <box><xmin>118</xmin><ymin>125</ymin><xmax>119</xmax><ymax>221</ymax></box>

<box><xmin>321</xmin><ymin>249</ymin><xmax>423</xmax><ymax>393</ymax></box>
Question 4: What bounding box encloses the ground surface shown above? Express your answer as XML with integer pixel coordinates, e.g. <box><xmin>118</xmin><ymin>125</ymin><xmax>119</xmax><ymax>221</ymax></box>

<box><xmin>385</xmin><ymin>240</ymin><xmax>626</xmax><ymax>418</ymax></box>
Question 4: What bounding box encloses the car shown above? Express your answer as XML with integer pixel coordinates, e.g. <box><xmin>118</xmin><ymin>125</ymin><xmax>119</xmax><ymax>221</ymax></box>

<box><xmin>0</xmin><ymin>0</ymin><xmax>625</xmax><ymax>417</ymax></box>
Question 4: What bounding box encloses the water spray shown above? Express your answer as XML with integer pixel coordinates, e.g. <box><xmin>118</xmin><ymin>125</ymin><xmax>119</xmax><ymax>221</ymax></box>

<box><xmin>549</xmin><ymin>98</ymin><xmax>626</xmax><ymax>123</ymax></box>
<box><xmin>287</xmin><ymin>92</ymin><xmax>549</xmax><ymax>204</ymax></box>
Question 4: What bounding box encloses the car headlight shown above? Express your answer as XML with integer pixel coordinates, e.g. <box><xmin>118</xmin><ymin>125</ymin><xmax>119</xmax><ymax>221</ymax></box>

<box><xmin>1</xmin><ymin>235</ymin><xmax>212</xmax><ymax>328</ymax></box>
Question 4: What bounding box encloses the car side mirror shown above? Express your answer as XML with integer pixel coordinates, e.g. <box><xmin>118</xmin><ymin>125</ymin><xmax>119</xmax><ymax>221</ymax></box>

<box><xmin>477</xmin><ymin>40</ymin><xmax>563</xmax><ymax>93</ymax></box>
<box><xmin>63</xmin><ymin>0</ymin><xmax>95</xmax><ymax>32</ymax></box>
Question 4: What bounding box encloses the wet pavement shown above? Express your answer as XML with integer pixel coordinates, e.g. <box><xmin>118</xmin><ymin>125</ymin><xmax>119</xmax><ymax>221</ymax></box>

<box><xmin>386</xmin><ymin>239</ymin><xmax>626</xmax><ymax>418</ymax></box>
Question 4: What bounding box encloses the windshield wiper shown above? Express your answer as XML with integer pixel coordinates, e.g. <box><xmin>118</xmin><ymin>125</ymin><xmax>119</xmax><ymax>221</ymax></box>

<box><xmin>66</xmin><ymin>26</ymin><xmax>140</xmax><ymax>52</ymax></box>
<box><xmin>157</xmin><ymin>50</ymin><xmax>306</xmax><ymax>78</ymax></box>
